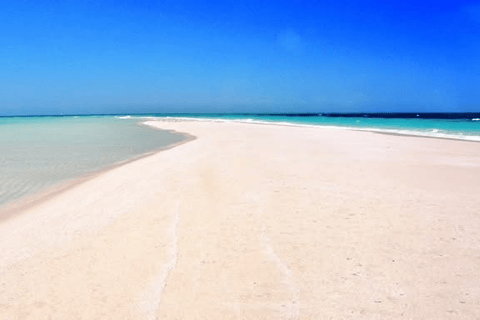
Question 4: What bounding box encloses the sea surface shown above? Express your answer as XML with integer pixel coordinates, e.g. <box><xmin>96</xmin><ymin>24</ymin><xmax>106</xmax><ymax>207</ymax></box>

<box><xmin>0</xmin><ymin>116</ymin><xmax>185</xmax><ymax>210</ymax></box>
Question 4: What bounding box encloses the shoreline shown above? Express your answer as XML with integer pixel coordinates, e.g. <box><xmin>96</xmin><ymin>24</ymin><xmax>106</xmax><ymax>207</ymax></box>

<box><xmin>0</xmin><ymin>126</ymin><xmax>196</xmax><ymax>222</ymax></box>
<box><xmin>1</xmin><ymin>119</ymin><xmax>480</xmax><ymax>319</ymax></box>
<box><xmin>154</xmin><ymin>116</ymin><xmax>480</xmax><ymax>143</ymax></box>
<box><xmin>367</xmin><ymin>130</ymin><xmax>480</xmax><ymax>143</ymax></box>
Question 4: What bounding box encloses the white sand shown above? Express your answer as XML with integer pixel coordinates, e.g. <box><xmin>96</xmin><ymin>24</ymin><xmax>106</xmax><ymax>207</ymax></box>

<box><xmin>1</xmin><ymin>120</ymin><xmax>480</xmax><ymax>319</ymax></box>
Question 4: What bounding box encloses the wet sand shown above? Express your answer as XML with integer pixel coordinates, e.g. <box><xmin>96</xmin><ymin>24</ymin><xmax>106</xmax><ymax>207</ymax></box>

<box><xmin>1</xmin><ymin>120</ymin><xmax>479</xmax><ymax>319</ymax></box>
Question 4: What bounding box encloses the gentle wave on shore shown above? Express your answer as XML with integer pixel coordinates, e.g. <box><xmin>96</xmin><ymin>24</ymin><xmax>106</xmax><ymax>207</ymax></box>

<box><xmin>0</xmin><ymin>116</ymin><xmax>186</xmax><ymax>210</ymax></box>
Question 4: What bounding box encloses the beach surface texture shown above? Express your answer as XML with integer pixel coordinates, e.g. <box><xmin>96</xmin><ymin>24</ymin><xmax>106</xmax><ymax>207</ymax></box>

<box><xmin>1</xmin><ymin>120</ymin><xmax>480</xmax><ymax>319</ymax></box>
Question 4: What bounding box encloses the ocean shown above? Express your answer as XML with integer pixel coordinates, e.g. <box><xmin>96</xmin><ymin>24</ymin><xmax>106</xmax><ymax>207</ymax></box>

<box><xmin>0</xmin><ymin>115</ymin><xmax>186</xmax><ymax>211</ymax></box>
<box><xmin>1</xmin><ymin>112</ymin><xmax>479</xmax><ymax>211</ymax></box>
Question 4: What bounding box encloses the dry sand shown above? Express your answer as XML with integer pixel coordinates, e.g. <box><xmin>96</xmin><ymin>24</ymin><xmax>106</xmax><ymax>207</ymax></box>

<box><xmin>1</xmin><ymin>120</ymin><xmax>480</xmax><ymax>319</ymax></box>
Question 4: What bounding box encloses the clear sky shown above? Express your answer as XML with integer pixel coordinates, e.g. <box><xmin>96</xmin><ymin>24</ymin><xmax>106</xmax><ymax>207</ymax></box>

<box><xmin>1</xmin><ymin>0</ymin><xmax>479</xmax><ymax>115</ymax></box>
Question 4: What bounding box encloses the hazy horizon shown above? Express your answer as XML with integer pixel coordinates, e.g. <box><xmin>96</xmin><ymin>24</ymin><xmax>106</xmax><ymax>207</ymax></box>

<box><xmin>1</xmin><ymin>0</ymin><xmax>480</xmax><ymax>116</ymax></box>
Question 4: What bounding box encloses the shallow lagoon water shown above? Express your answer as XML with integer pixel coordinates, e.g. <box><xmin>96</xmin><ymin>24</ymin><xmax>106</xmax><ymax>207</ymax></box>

<box><xmin>0</xmin><ymin>116</ymin><xmax>185</xmax><ymax>209</ymax></box>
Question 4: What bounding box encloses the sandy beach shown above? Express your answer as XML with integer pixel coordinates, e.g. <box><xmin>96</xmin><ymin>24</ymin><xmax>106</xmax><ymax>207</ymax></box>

<box><xmin>1</xmin><ymin>120</ymin><xmax>479</xmax><ymax>319</ymax></box>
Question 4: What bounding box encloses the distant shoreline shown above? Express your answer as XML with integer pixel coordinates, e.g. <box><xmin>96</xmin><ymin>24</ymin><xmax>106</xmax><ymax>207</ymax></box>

<box><xmin>152</xmin><ymin>115</ymin><xmax>480</xmax><ymax>142</ymax></box>
<box><xmin>368</xmin><ymin>130</ymin><xmax>480</xmax><ymax>143</ymax></box>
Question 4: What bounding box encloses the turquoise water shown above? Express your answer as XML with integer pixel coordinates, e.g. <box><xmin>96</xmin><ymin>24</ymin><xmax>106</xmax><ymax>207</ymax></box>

<box><xmin>0</xmin><ymin>116</ymin><xmax>185</xmax><ymax>210</ymax></box>
<box><xmin>140</xmin><ymin>113</ymin><xmax>480</xmax><ymax>141</ymax></box>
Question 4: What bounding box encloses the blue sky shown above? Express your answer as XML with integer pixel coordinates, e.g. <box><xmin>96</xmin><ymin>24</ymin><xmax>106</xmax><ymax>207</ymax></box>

<box><xmin>1</xmin><ymin>0</ymin><xmax>479</xmax><ymax>115</ymax></box>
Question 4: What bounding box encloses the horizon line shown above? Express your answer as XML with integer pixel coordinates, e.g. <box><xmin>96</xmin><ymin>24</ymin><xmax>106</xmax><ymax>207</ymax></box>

<box><xmin>1</xmin><ymin>111</ymin><xmax>480</xmax><ymax>119</ymax></box>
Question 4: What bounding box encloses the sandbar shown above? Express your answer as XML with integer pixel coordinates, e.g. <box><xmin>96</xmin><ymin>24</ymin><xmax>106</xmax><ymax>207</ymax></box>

<box><xmin>0</xmin><ymin>120</ymin><xmax>479</xmax><ymax>319</ymax></box>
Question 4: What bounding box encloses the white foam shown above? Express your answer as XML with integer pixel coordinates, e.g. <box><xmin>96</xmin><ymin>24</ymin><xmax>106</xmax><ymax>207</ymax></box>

<box><xmin>472</xmin><ymin>118</ymin><xmax>480</xmax><ymax>121</ymax></box>
<box><xmin>115</xmin><ymin>115</ymin><xmax>131</xmax><ymax>119</ymax></box>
